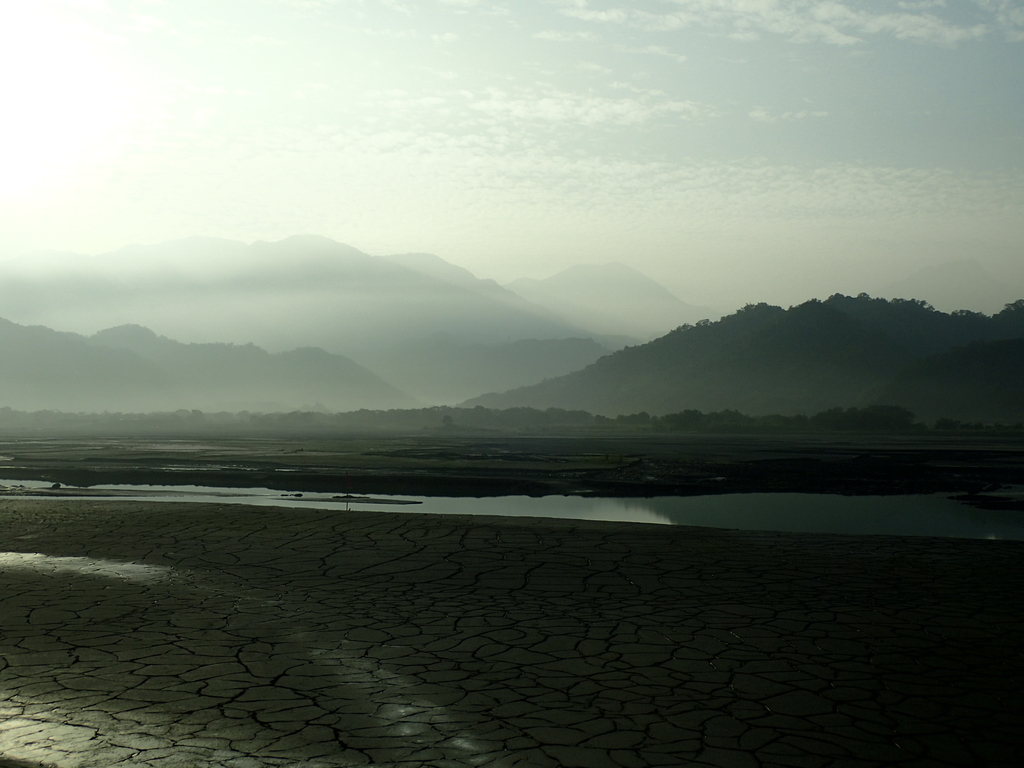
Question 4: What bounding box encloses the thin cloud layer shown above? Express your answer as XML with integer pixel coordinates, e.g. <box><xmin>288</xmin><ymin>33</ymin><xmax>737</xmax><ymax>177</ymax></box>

<box><xmin>559</xmin><ymin>0</ymin><xmax>998</xmax><ymax>44</ymax></box>
<box><xmin>1</xmin><ymin>0</ymin><xmax>1021</xmax><ymax>311</ymax></box>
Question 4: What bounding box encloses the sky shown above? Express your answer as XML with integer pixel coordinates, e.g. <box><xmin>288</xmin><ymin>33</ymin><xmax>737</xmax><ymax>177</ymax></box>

<box><xmin>1</xmin><ymin>0</ymin><xmax>1023</xmax><ymax>309</ymax></box>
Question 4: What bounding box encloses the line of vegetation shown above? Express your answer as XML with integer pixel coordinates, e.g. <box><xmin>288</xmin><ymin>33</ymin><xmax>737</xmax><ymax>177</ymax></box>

<box><xmin>1</xmin><ymin>404</ymin><xmax>1021</xmax><ymax>436</ymax></box>
<box><xmin>613</xmin><ymin>405</ymin><xmax>1021</xmax><ymax>434</ymax></box>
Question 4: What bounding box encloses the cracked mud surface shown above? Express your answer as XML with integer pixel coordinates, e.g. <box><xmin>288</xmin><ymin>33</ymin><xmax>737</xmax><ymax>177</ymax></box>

<box><xmin>1</xmin><ymin>499</ymin><xmax>1023</xmax><ymax>767</ymax></box>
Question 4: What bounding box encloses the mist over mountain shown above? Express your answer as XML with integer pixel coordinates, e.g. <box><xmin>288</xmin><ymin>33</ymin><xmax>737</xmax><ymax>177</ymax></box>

<box><xmin>878</xmin><ymin>260</ymin><xmax>1017</xmax><ymax>316</ymax></box>
<box><xmin>6</xmin><ymin>235</ymin><xmax>1020</xmax><ymax>420</ymax></box>
<box><xmin>5</xmin><ymin>236</ymin><xmax>693</xmax><ymax>405</ymax></box>
<box><xmin>0</xmin><ymin>236</ymin><xmax>590</xmax><ymax>353</ymax></box>
<box><xmin>356</xmin><ymin>336</ymin><xmax>609</xmax><ymax>405</ymax></box>
<box><xmin>507</xmin><ymin>262</ymin><xmax>717</xmax><ymax>343</ymax></box>
<box><xmin>0</xmin><ymin>318</ymin><xmax>171</xmax><ymax>414</ymax></box>
<box><xmin>466</xmin><ymin>296</ymin><xmax>1024</xmax><ymax>422</ymax></box>
<box><xmin>381</xmin><ymin>252</ymin><xmax>508</xmax><ymax>295</ymax></box>
<box><xmin>0</xmin><ymin>318</ymin><xmax>413</xmax><ymax>413</ymax></box>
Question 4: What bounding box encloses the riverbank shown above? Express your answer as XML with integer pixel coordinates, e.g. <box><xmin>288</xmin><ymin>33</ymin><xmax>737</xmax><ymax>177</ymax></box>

<box><xmin>1</xmin><ymin>498</ymin><xmax>1022</xmax><ymax>767</ymax></box>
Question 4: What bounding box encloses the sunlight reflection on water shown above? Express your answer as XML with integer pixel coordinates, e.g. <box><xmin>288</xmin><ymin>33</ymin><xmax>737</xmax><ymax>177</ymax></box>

<box><xmin>0</xmin><ymin>552</ymin><xmax>171</xmax><ymax>582</ymax></box>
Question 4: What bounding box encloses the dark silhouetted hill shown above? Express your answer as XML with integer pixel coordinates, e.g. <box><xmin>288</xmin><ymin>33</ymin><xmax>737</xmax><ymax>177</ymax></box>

<box><xmin>821</xmin><ymin>294</ymin><xmax>1024</xmax><ymax>355</ymax></box>
<box><xmin>878</xmin><ymin>338</ymin><xmax>1024</xmax><ymax>423</ymax></box>
<box><xmin>465</xmin><ymin>296</ymin><xmax>1024</xmax><ymax>420</ymax></box>
<box><xmin>0</xmin><ymin>319</ymin><xmax>413</xmax><ymax>413</ymax></box>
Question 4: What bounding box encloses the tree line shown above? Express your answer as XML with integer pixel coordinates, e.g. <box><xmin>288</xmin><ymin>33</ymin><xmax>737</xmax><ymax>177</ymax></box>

<box><xmin>0</xmin><ymin>404</ymin><xmax>1021</xmax><ymax>436</ymax></box>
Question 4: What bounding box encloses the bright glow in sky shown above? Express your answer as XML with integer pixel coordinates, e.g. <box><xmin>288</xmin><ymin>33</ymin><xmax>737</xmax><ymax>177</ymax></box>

<box><xmin>2</xmin><ymin>0</ymin><xmax>1022</xmax><ymax>308</ymax></box>
<box><xmin>0</xmin><ymin>3</ymin><xmax>143</xmax><ymax>196</ymax></box>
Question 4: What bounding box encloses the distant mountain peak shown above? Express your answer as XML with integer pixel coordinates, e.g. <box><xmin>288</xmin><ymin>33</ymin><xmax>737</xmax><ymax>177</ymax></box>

<box><xmin>250</xmin><ymin>234</ymin><xmax>369</xmax><ymax>263</ymax></box>
<box><xmin>93</xmin><ymin>324</ymin><xmax>161</xmax><ymax>342</ymax></box>
<box><xmin>507</xmin><ymin>262</ymin><xmax>716</xmax><ymax>341</ymax></box>
<box><xmin>259</xmin><ymin>233</ymin><xmax>347</xmax><ymax>250</ymax></box>
<box><xmin>89</xmin><ymin>324</ymin><xmax>179</xmax><ymax>355</ymax></box>
<box><xmin>275</xmin><ymin>233</ymin><xmax>339</xmax><ymax>245</ymax></box>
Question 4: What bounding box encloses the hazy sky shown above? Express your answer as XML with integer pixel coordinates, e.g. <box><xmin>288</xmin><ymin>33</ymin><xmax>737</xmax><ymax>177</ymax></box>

<box><xmin>2</xmin><ymin>0</ymin><xmax>1022</xmax><ymax>307</ymax></box>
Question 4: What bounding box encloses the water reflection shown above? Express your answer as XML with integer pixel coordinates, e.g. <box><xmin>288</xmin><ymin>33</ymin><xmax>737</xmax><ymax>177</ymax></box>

<box><xmin>0</xmin><ymin>552</ymin><xmax>170</xmax><ymax>582</ymax></box>
<box><xmin>636</xmin><ymin>493</ymin><xmax>1024</xmax><ymax>539</ymax></box>
<box><xmin>3</xmin><ymin>479</ymin><xmax>1023</xmax><ymax>540</ymax></box>
<box><xmin>414</xmin><ymin>493</ymin><xmax>1024</xmax><ymax>540</ymax></box>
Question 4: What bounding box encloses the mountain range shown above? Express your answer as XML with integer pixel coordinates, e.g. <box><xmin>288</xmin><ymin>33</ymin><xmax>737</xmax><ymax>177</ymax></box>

<box><xmin>1</xmin><ymin>236</ymin><xmax>698</xmax><ymax>353</ymax></box>
<box><xmin>1</xmin><ymin>236</ymin><xmax>706</xmax><ymax>404</ymax></box>
<box><xmin>0</xmin><ymin>236</ymin><xmax>584</xmax><ymax>352</ymax></box>
<box><xmin>0</xmin><ymin>319</ymin><xmax>412</xmax><ymax>413</ymax></box>
<box><xmin>2</xmin><ymin>236</ymin><xmax>1022</xmax><ymax>422</ymax></box>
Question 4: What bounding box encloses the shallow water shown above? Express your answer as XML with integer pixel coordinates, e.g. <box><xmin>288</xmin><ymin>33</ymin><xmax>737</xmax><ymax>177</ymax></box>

<box><xmin>3</xmin><ymin>478</ymin><xmax>1023</xmax><ymax>540</ymax></box>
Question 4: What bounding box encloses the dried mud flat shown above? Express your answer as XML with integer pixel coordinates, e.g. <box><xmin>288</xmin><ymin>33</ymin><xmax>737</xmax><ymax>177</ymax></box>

<box><xmin>1</xmin><ymin>498</ymin><xmax>1023</xmax><ymax>767</ymax></box>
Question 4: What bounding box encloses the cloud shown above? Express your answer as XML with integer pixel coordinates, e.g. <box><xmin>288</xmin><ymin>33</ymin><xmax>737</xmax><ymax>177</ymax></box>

<box><xmin>576</xmin><ymin>60</ymin><xmax>613</xmax><ymax>73</ymax></box>
<box><xmin>269</xmin><ymin>0</ymin><xmax>413</xmax><ymax>12</ymax></box>
<box><xmin>974</xmin><ymin>0</ymin><xmax>1024</xmax><ymax>41</ymax></box>
<box><xmin>533</xmin><ymin>29</ymin><xmax>603</xmax><ymax>41</ymax></box>
<box><xmin>468</xmin><ymin>86</ymin><xmax>713</xmax><ymax>126</ymax></box>
<box><xmin>560</xmin><ymin>6</ymin><xmax>629</xmax><ymax>23</ymax></box>
<box><xmin>104</xmin><ymin>120</ymin><xmax>1018</xmax><ymax>219</ymax></box>
<box><xmin>813</xmin><ymin>5</ymin><xmax>987</xmax><ymax>44</ymax></box>
<box><xmin>5</xmin><ymin>111</ymin><xmax>1022</xmax><ymax>306</ymax></box>
<box><xmin>617</xmin><ymin>43</ymin><xmax>688</xmax><ymax>62</ymax></box>
<box><xmin>377</xmin><ymin>0</ymin><xmax>415</xmax><ymax>13</ymax></box>
<box><xmin>437</xmin><ymin>0</ymin><xmax>513</xmax><ymax>16</ymax></box>
<box><xmin>749</xmin><ymin>107</ymin><xmax>829</xmax><ymax>123</ymax></box>
<box><xmin>555</xmin><ymin>0</ymin><xmax>997</xmax><ymax>46</ymax></box>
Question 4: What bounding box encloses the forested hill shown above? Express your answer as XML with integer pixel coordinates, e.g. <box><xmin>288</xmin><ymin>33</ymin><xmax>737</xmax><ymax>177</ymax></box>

<box><xmin>820</xmin><ymin>294</ymin><xmax>1024</xmax><ymax>354</ymax></box>
<box><xmin>878</xmin><ymin>338</ymin><xmax>1024</xmax><ymax>423</ymax></box>
<box><xmin>465</xmin><ymin>296</ymin><xmax>1024</xmax><ymax>420</ymax></box>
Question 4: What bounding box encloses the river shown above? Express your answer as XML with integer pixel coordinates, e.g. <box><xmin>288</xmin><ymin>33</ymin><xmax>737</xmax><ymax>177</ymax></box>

<box><xmin>4</xmin><ymin>479</ymin><xmax>1023</xmax><ymax>540</ymax></box>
